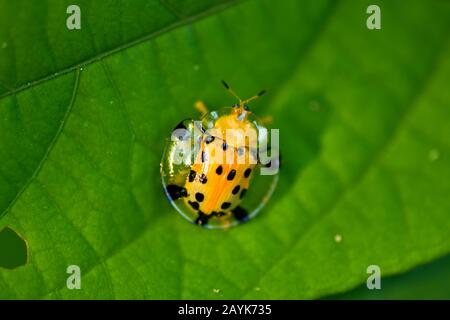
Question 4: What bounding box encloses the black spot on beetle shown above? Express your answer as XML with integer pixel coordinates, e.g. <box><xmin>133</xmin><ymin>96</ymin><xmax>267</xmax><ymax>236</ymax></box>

<box><xmin>244</xmin><ymin>168</ymin><xmax>252</xmax><ymax>178</ymax></box>
<box><xmin>189</xmin><ymin>170</ymin><xmax>196</xmax><ymax>182</ymax></box>
<box><xmin>205</xmin><ymin>135</ymin><xmax>215</xmax><ymax>144</ymax></box>
<box><xmin>227</xmin><ymin>170</ymin><xmax>236</xmax><ymax>181</ymax></box>
<box><xmin>199</xmin><ymin>174</ymin><xmax>208</xmax><ymax>184</ymax></box>
<box><xmin>232</xmin><ymin>206</ymin><xmax>249</xmax><ymax>221</ymax></box>
<box><xmin>216</xmin><ymin>165</ymin><xmax>223</xmax><ymax>175</ymax></box>
<box><xmin>165</xmin><ymin>185</ymin><xmax>187</xmax><ymax>200</ymax></box>
<box><xmin>195</xmin><ymin>211</ymin><xmax>209</xmax><ymax>225</ymax></box>
<box><xmin>188</xmin><ymin>200</ymin><xmax>200</xmax><ymax>210</ymax></box>
<box><xmin>201</xmin><ymin>151</ymin><xmax>208</xmax><ymax>163</ymax></box>
<box><xmin>222</xmin><ymin>142</ymin><xmax>228</xmax><ymax>151</ymax></box>
<box><xmin>195</xmin><ymin>192</ymin><xmax>204</xmax><ymax>202</ymax></box>
<box><xmin>232</xmin><ymin>185</ymin><xmax>240</xmax><ymax>195</ymax></box>
<box><xmin>221</xmin><ymin>202</ymin><xmax>231</xmax><ymax>210</ymax></box>
<box><xmin>240</xmin><ymin>188</ymin><xmax>247</xmax><ymax>199</ymax></box>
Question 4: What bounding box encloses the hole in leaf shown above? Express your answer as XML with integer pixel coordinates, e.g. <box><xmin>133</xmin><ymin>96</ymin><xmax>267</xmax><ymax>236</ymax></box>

<box><xmin>0</xmin><ymin>227</ymin><xmax>28</xmax><ymax>269</ymax></box>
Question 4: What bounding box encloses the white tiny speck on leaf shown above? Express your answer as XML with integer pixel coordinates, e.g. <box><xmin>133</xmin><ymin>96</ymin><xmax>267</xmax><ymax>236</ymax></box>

<box><xmin>193</xmin><ymin>64</ymin><xmax>200</xmax><ymax>71</ymax></box>
<box><xmin>335</xmin><ymin>234</ymin><xmax>343</xmax><ymax>243</ymax></box>
<box><xmin>429</xmin><ymin>149</ymin><xmax>439</xmax><ymax>161</ymax></box>
<box><xmin>212</xmin><ymin>288</ymin><xmax>220</xmax><ymax>293</ymax></box>
<box><xmin>1</xmin><ymin>42</ymin><xmax>7</xmax><ymax>49</ymax></box>
<box><xmin>255</xmin><ymin>287</ymin><xmax>261</xmax><ymax>291</ymax></box>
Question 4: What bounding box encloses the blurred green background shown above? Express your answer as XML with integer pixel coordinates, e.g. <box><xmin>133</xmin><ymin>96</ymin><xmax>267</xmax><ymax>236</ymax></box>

<box><xmin>0</xmin><ymin>0</ymin><xmax>449</xmax><ymax>299</ymax></box>
<box><xmin>330</xmin><ymin>253</ymin><xmax>450</xmax><ymax>299</ymax></box>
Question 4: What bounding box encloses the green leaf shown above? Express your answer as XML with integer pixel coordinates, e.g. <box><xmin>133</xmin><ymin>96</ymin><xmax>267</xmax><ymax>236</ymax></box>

<box><xmin>327</xmin><ymin>253</ymin><xmax>450</xmax><ymax>300</ymax></box>
<box><xmin>0</xmin><ymin>0</ymin><xmax>449</xmax><ymax>299</ymax></box>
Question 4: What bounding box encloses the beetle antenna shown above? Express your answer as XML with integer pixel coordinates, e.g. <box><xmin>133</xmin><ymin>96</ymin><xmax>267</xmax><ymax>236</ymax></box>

<box><xmin>243</xmin><ymin>89</ymin><xmax>267</xmax><ymax>104</ymax></box>
<box><xmin>221</xmin><ymin>80</ymin><xmax>242</xmax><ymax>102</ymax></box>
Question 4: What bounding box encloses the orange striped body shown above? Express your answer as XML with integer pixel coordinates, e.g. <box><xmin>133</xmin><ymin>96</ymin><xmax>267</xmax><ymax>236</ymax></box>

<box><xmin>183</xmin><ymin>112</ymin><xmax>259</xmax><ymax>219</ymax></box>
<box><xmin>184</xmin><ymin>135</ymin><xmax>256</xmax><ymax>217</ymax></box>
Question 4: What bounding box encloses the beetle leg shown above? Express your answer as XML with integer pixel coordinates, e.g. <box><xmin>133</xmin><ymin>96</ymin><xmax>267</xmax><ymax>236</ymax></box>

<box><xmin>195</xmin><ymin>211</ymin><xmax>209</xmax><ymax>226</ymax></box>
<box><xmin>165</xmin><ymin>184</ymin><xmax>188</xmax><ymax>200</ymax></box>
<box><xmin>194</xmin><ymin>100</ymin><xmax>208</xmax><ymax>116</ymax></box>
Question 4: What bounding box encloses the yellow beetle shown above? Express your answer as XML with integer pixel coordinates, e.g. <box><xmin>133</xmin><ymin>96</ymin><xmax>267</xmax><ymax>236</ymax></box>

<box><xmin>161</xmin><ymin>81</ymin><xmax>279</xmax><ymax>229</ymax></box>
